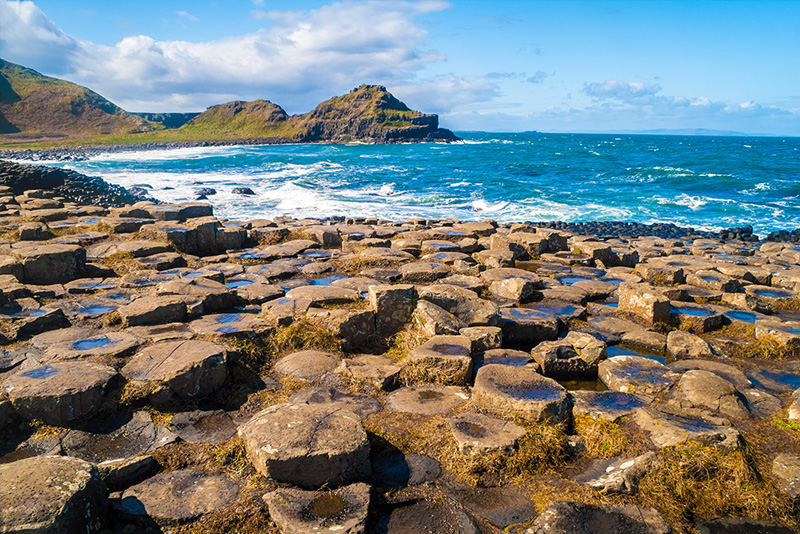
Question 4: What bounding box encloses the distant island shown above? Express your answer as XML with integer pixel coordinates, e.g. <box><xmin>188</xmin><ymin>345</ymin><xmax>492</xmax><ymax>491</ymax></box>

<box><xmin>0</xmin><ymin>58</ymin><xmax>457</xmax><ymax>148</ymax></box>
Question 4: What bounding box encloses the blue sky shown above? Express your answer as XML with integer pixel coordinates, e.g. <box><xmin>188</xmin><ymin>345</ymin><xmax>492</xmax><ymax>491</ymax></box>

<box><xmin>1</xmin><ymin>0</ymin><xmax>799</xmax><ymax>135</ymax></box>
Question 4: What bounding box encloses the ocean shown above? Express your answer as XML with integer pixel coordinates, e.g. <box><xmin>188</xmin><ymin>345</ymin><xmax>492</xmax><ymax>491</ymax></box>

<box><xmin>23</xmin><ymin>132</ymin><xmax>800</xmax><ymax>236</ymax></box>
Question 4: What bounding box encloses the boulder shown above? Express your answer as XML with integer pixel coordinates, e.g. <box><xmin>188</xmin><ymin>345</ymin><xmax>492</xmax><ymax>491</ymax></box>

<box><xmin>121</xmin><ymin>340</ymin><xmax>227</xmax><ymax>405</ymax></box>
<box><xmin>117</xmin><ymin>295</ymin><xmax>187</xmax><ymax>327</ymax></box>
<box><xmin>667</xmin><ymin>359</ymin><xmax>752</xmax><ymax>389</ymax></box>
<box><xmin>413</xmin><ymin>299</ymin><xmax>465</xmax><ymax>336</ymax></box>
<box><xmin>526</xmin><ymin>501</ymin><xmax>669</xmax><ymax>534</ymax></box>
<box><xmin>599</xmin><ymin>355</ymin><xmax>679</xmax><ymax>396</ymax></box>
<box><xmin>386</xmin><ymin>386</ymin><xmax>469</xmax><ymax>415</ymax></box>
<box><xmin>399</xmin><ymin>261</ymin><xmax>451</xmax><ymax>282</ymax></box>
<box><xmin>446</xmin><ymin>412</ymin><xmax>526</xmax><ymax>455</ymax></box>
<box><xmin>238</xmin><ymin>402</ymin><xmax>371</xmax><ymax>489</ymax></box>
<box><xmin>154</xmin><ymin>277</ymin><xmax>237</xmax><ymax>312</ymax></box>
<box><xmin>113</xmin><ymin>468</ymin><xmax>239</xmax><ymax>525</ymax></box>
<box><xmin>336</xmin><ymin>354</ymin><xmax>401</xmax><ymax>391</ymax></box>
<box><xmin>4</xmin><ymin>361</ymin><xmax>117</xmax><ymax>426</ymax></box>
<box><xmin>459</xmin><ymin>325</ymin><xmax>502</xmax><ymax>352</ymax></box>
<box><xmin>618</xmin><ymin>282</ymin><xmax>670</xmax><ymax>324</ymax></box>
<box><xmin>274</xmin><ymin>350</ymin><xmax>341</xmax><ymax>381</ymax></box>
<box><xmin>306</xmin><ymin>308</ymin><xmax>375</xmax><ymax>353</ymax></box>
<box><xmin>418</xmin><ymin>284</ymin><xmax>500</xmax><ymax>326</ymax></box>
<box><xmin>531</xmin><ymin>331</ymin><xmax>607</xmax><ymax>377</ymax></box>
<box><xmin>12</xmin><ymin>243</ymin><xmax>86</xmax><ymax>284</ymax></box>
<box><xmin>676</xmin><ymin>370</ymin><xmax>751</xmax><ymax>419</ymax></box>
<box><xmin>573</xmin><ymin>451</ymin><xmax>657</xmax><ymax>494</ymax></box>
<box><xmin>286</xmin><ymin>285</ymin><xmax>359</xmax><ymax>306</ymax></box>
<box><xmin>473</xmin><ymin>364</ymin><xmax>572</xmax><ymax>424</ymax></box>
<box><xmin>571</xmin><ymin>390</ymin><xmax>651</xmax><ymax>422</ymax></box>
<box><xmin>189</xmin><ymin>312</ymin><xmax>272</xmax><ymax>337</ymax></box>
<box><xmin>667</xmin><ymin>330</ymin><xmax>715</xmax><ymax>359</ymax></box>
<box><xmin>633</xmin><ymin>405</ymin><xmax>741</xmax><ymax>449</ymax></box>
<box><xmin>264</xmin><ymin>483</ymin><xmax>371</xmax><ymax>534</ymax></box>
<box><xmin>0</xmin><ymin>456</ymin><xmax>109</xmax><ymax>533</ymax></box>
<box><xmin>490</xmin><ymin>277</ymin><xmax>539</xmax><ymax>302</ymax></box>
<box><xmin>368</xmin><ymin>284</ymin><xmax>416</xmax><ymax>337</ymax></box>
<box><xmin>404</xmin><ymin>335</ymin><xmax>473</xmax><ymax>385</ymax></box>
<box><xmin>500</xmin><ymin>307</ymin><xmax>560</xmax><ymax>345</ymax></box>
<box><xmin>772</xmin><ymin>453</ymin><xmax>800</xmax><ymax>500</ymax></box>
<box><xmin>288</xmin><ymin>387</ymin><xmax>382</xmax><ymax>419</ymax></box>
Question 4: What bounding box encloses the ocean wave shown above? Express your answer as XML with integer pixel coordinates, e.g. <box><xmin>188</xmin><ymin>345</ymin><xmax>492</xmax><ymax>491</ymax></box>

<box><xmin>90</xmin><ymin>145</ymin><xmax>239</xmax><ymax>162</ymax></box>
<box><xmin>654</xmin><ymin>194</ymin><xmax>707</xmax><ymax>210</ymax></box>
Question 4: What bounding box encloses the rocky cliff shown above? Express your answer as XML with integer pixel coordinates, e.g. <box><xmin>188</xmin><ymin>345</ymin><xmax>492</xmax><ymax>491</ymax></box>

<box><xmin>184</xmin><ymin>85</ymin><xmax>458</xmax><ymax>143</ymax></box>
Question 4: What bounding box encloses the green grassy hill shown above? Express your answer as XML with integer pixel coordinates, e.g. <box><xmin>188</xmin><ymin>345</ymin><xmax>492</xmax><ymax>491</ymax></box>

<box><xmin>183</xmin><ymin>85</ymin><xmax>453</xmax><ymax>143</ymax></box>
<box><xmin>0</xmin><ymin>59</ymin><xmax>457</xmax><ymax>147</ymax></box>
<box><xmin>0</xmin><ymin>58</ymin><xmax>154</xmax><ymax>140</ymax></box>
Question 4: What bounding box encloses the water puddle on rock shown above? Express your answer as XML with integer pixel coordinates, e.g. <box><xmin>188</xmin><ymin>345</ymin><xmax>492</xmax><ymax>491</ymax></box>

<box><xmin>217</xmin><ymin>313</ymin><xmax>241</xmax><ymax>324</ymax></box>
<box><xmin>226</xmin><ymin>279</ymin><xmax>254</xmax><ymax>288</ymax></box>
<box><xmin>670</xmin><ymin>306</ymin><xmax>716</xmax><ymax>318</ymax></box>
<box><xmin>725</xmin><ymin>310</ymin><xmax>758</xmax><ymax>323</ymax></box>
<box><xmin>558</xmin><ymin>276</ymin><xmax>592</xmax><ymax>285</ymax></box>
<box><xmin>303</xmin><ymin>493</ymin><xmax>350</xmax><ymax>520</ymax></box>
<box><xmin>752</xmin><ymin>288</ymin><xmax>794</xmax><ymax>299</ymax></box>
<box><xmin>20</xmin><ymin>365</ymin><xmax>58</xmax><ymax>379</ymax></box>
<box><xmin>417</xmin><ymin>390</ymin><xmax>445</xmax><ymax>402</ymax></box>
<box><xmin>431</xmin><ymin>344</ymin><xmax>469</xmax><ymax>356</ymax></box>
<box><xmin>73</xmin><ymin>338</ymin><xmax>119</xmax><ymax>351</ymax></box>
<box><xmin>77</xmin><ymin>305</ymin><xmax>117</xmax><ymax>315</ymax></box>
<box><xmin>309</xmin><ymin>275</ymin><xmax>347</xmax><ymax>286</ymax></box>
<box><xmin>607</xmin><ymin>344</ymin><xmax>669</xmax><ymax>364</ymax></box>
<box><xmin>455</xmin><ymin>421</ymin><xmax>487</xmax><ymax>438</ymax></box>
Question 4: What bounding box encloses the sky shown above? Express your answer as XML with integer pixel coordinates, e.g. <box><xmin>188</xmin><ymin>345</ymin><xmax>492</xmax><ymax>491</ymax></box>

<box><xmin>1</xmin><ymin>0</ymin><xmax>799</xmax><ymax>135</ymax></box>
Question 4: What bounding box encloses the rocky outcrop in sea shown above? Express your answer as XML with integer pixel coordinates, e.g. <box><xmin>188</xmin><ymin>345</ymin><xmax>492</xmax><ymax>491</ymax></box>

<box><xmin>1</xmin><ymin>165</ymin><xmax>800</xmax><ymax>533</ymax></box>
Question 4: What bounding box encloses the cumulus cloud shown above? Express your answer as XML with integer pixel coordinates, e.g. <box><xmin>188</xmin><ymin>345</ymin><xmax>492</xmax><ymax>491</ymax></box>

<box><xmin>0</xmin><ymin>0</ymin><xmax>473</xmax><ymax>114</ymax></box>
<box><xmin>582</xmin><ymin>80</ymin><xmax>662</xmax><ymax>101</ymax></box>
<box><xmin>392</xmin><ymin>75</ymin><xmax>499</xmax><ymax>114</ymax></box>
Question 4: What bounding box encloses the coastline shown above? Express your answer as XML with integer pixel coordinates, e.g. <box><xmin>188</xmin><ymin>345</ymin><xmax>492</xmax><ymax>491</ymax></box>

<box><xmin>1</xmin><ymin>164</ymin><xmax>800</xmax><ymax>532</ymax></box>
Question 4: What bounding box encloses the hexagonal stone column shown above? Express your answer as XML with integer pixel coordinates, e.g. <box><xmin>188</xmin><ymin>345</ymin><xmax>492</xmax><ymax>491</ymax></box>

<box><xmin>238</xmin><ymin>402</ymin><xmax>371</xmax><ymax>489</ymax></box>
<box><xmin>0</xmin><ymin>456</ymin><xmax>109</xmax><ymax>533</ymax></box>
<box><xmin>4</xmin><ymin>361</ymin><xmax>118</xmax><ymax>426</ymax></box>
<box><xmin>264</xmin><ymin>482</ymin><xmax>370</xmax><ymax>534</ymax></box>
<box><xmin>121</xmin><ymin>340</ymin><xmax>227</xmax><ymax>405</ymax></box>
<box><xmin>473</xmin><ymin>364</ymin><xmax>572</xmax><ymax>424</ymax></box>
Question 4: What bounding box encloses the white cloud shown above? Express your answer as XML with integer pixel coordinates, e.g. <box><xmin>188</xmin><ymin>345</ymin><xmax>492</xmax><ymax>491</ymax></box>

<box><xmin>251</xmin><ymin>0</ymin><xmax>265</xmax><ymax>6</ymax></box>
<box><xmin>583</xmin><ymin>80</ymin><xmax>662</xmax><ymax>101</ymax></box>
<box><xmin>176</xmin><ymin>10</ymin><xmax>198</xmax><ymax>22</ymax></box>
<box><xmin>0</xmin><ymin>0</ymin><xmax>467</xmax><ymax>114</ymax></box>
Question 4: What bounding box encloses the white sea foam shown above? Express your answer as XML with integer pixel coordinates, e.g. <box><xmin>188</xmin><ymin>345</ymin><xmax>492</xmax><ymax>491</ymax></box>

<box><xmin>449</xmin><ymin>181</ymin><xmax>470</xmax><ymax>187</ymax></box>
<box><xmin>90</xmin><ymin>145</ymin><xmax>239</xmax><ymax>162</ymax></box>
<box><xmin>655</xmin><ymin>194</ymin><xmax>707</xmax><ymax>210</ymax></box>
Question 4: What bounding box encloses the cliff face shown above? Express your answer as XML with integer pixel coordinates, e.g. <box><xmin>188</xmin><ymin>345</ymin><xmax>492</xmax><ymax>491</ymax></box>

<box><xmin>0</xmin><ymin>59</ymin><xmax>152</xmax><ymax>138</ymax></box>
<box><xmin>185</xmin><ymin>85</ymin><xmax>458</xmax><ymax>143</ymax></box>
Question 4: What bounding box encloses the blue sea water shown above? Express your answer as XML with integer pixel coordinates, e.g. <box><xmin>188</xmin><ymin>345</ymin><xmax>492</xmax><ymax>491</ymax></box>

<box><xmin>33</xmin><ymin>132</ymin><xmax>800</xmax><ymax>235</ymax></box>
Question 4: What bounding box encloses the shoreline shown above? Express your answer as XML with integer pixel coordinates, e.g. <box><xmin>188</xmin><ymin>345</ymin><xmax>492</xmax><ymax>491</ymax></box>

<box><xmin>0</xmin><ymin>157</ymin><xmax>771</xmax><ymax>242</ymax></box>
<box><xmin>1</xmin><ymin>170</ymin><xmax>800</xmax><ymax>532</ymax></box>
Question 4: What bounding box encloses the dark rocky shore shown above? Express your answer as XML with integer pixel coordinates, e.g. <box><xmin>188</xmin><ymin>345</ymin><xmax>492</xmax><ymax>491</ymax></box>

<box><xmin>2</xmin><ymin>162</ymin><xmax>800</xmax><ymax>533</ymax></box>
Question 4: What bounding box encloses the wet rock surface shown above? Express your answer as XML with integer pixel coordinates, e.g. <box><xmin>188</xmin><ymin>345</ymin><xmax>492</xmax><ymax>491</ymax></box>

<box><xmin>0</xmin><ymin>179</ymin><xmax>799</xmax><ymax>531</ymax></box>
